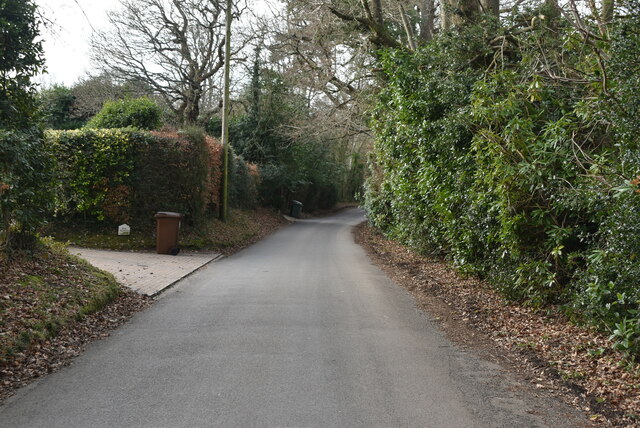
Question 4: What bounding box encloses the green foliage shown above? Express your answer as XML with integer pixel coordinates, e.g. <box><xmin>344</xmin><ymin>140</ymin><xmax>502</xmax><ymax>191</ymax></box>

<box><xmin>231</xmin><ymin>68</ymin><xmax>306</xmax><ymax>164</ymax></box>
<box><xmin>366</xmin><ymin>23</ymin><xmax>489</xmax><ymax>255</ymax></box>
<box><xmin>70</xmin><ymin>74</ymin><xmax>154</xmax><ymax>123</ymax></box>
<box><xmin>0</xmin><ymin>0</ymin><xmax>53</xmax><ymax>254</ymax></box>
<box><xmin>228</xmin><ymin>153</ymin><xmax>258</xmax><ymax>210</ymax></box>
<box><xmin>38</xmin><ymin>85</ymin><xmax>89</xmax><ymax>129</ymax></box>
<box><xmin>606</xmin><ymin>0</ymin><xmax>640</xmax><ymax>148</ymax></box>
<box><xmin>85</xmin><ymin>97</ymin><xmax>161</xmax><ymax>130</ymax></box>
<box><xmin>230</xmin><ymin>63</ymin><xmax>342</xmax><ymax>211</ymax></box>
<box><xmin>0</xmin><ymin>0</ymin><xmax>44</xmax><ymax>130</ymax></box>
<box><xmin>365</xmin><ymin>10</ymin><xmax>640</xmax><ymax>357</ymax></box>
<box><xmin>45</xmin><ymin>127</ymin><xmax>257</xmax><ymax>226</ymax></box>
<box><xmin>288</xmin><ymin>138</ymin><xmax>340</xmax><ymax>211</ymax></box>
<box><xmin>0</xmin><ymin>129</ymin><xmax>55</xmax><ymax>245</ymax></box>
<box><xmin>46</xmin><ymin>128</ymin><xmax>142</xmax><ymax>221</ymax></box>
<box><xmin>256</xmin><ymin>138</ymin><xmax>340</xmax><ymax>212</ymax></box>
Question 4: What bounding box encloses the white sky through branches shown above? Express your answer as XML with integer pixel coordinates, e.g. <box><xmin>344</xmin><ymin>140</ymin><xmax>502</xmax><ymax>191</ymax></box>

<box><xmin>34</xmin><ymin>0</ymin><xmax>273</xmax><ymax>87</ymax></box>
<box><xmin>35</xmin><ymin>0</ymin><xmax>115</xmax><ymax>85</ymax></box>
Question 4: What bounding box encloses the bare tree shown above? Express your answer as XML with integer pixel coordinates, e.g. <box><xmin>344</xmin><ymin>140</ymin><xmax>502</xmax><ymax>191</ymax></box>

<box><xmin>69</xmin><ymin>73</ymin><xmax>151</xmax><ymax>118</ymax></box>
<box><xmin>91</xmin><ymin>0</ymin><xmax>246</xmax><ymax>125</ymax></box>
<box><xmin>264</xmin><ymin>1</ymin><xmax>377</xmax><ymax>139</ymax></box>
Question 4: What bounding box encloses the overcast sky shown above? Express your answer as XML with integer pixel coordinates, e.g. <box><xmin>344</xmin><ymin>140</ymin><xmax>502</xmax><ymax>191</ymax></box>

<box><xmin>34</xmin><ymin>0</ymin><xmax>274</xmax><ymax>87</ymax></box>
<box><xmin>35</xmin><ymin>0</ymin><xmax>117</xmax><ymax>86</ymax></box>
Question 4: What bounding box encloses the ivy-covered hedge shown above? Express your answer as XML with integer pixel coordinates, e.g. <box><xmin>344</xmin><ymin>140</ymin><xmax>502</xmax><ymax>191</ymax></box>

<box><xmin>365</xmin><ymin>9</ymin><xmax>640</xmax><ymax>357</ymax></box>
<box><xmin>45</xmin><ymin>127</ymin><xmax>257</xmax><ymax>226</ymax></box>
<box><xmin>46</xmin><ymin>128</ymin><xmax>140</xmax><ymax>221</ymax></box>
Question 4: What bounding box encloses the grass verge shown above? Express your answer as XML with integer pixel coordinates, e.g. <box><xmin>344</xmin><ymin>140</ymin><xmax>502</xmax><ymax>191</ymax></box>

<box><xmin>0</xmin><ymin>239</ymin><xmax>121</xmax><ymax>365</ymax></box>
<box><xmin>46</xmin><ymin>207</ymin><xmax>287</xmax><ymax>254</ymax></box>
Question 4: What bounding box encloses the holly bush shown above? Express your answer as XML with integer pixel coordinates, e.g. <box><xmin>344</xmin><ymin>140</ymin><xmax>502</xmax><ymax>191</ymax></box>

<box><xmin>365</xmin><ymin>9</ymin><xmax>640</xmax><ymax>357</ymax></box>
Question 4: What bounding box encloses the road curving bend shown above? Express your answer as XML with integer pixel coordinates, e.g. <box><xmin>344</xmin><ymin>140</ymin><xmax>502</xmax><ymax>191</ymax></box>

<box><xmin>0</xmin><ymin>208</ymin><xmax>589</xmax><ymax>427</ymax></box>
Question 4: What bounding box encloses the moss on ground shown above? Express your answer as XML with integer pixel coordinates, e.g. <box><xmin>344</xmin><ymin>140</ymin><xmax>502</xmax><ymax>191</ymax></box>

<box><xmin>46</xmin><ymin>222</ymin><xmax>155</xmax><ymax>251</ymax></box>
<box><xmin>0</xmin><ymin>240</ymin><xmax>121</xmax><ymax>364</ymax></box>
<box><xmin>47</xmin><ymin>208</ymin><xmax>284</xmax><ymax>253</ymax></box>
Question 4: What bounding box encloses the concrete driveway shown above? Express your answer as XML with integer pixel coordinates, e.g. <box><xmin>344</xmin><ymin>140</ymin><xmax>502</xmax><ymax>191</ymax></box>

<box><xmin>69</xmin><ymin>247</ymin><xmax>221</xmax><ymax>296</ymax></box>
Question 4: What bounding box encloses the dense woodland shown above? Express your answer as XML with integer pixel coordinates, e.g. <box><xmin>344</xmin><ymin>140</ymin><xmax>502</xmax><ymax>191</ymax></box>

<box><xmin>2</xmin><ymin>0</ymin><xmax>640</xmax><ymax>359</ymax></box>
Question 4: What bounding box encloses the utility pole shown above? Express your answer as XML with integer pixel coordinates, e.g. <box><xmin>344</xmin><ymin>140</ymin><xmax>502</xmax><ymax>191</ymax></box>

<box><xmin>220</xmin><ymin>0</ymin><xmax>232</xmax><ymax>221</ymax></box>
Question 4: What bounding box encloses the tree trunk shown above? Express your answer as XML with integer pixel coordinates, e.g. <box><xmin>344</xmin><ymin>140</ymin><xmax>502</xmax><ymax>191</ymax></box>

<box><xmin>185</xmin><ymin>101</ymin><xmax>200</xmax><ymax>125</ymax></box>
<box><xmin>370</xmin><ymin>0</ymin><xmax>383</xmax><ymax>25</ymax></box>
<box><xmin>441</xmin><ymin>0</ymin><xmax>481</xmax><ymax>30</ymax></box>
<box><xmin>419</xmin><ymin>0</ymin><xmax>435</xmax><ymax>42</ymax></box>
<box><xmin>481</xmin><ymin>0</ymin><xmax>499</xmax><ymax>16</ymax></box>
<box><xmin>399</xmin><ymin>4</ymin><xmax>416</xmax><ymax>50</ymax></box>
<box><xmin>181</xmin><ymin>83</ymin><xmax>203</xmax><ymax>125</ymax></box>
<box><xmin>441</xmin><ymin>0</ymin><xmax>451</xmax><ymax>30</ymax></box>
<box><xmin>601</xmin><ymin>0</ymin><xmax>615</xmax><ymax>24</ymax></box>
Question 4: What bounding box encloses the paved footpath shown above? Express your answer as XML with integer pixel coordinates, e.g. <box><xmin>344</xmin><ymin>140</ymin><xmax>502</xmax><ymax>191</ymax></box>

<box><xmin>69</xmin><ymin>247</ymin><xmax>221</xmax><ymax>296</ymax></box>
<box><xmin>0</xmin><ymin>209</ymin><xmax>588</xmax><ymax>427</ymax></box>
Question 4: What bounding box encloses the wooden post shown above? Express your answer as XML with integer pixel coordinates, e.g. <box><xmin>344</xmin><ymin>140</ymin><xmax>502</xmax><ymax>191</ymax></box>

<box><xmin>220</xmin><ymin>0</ymin><xmax>232</xmax><ymax>221</ymax></box>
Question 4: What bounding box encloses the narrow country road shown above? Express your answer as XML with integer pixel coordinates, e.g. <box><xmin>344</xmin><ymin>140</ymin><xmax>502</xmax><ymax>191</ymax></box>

<box><xmin>0</xmin><ymin>208</ymin><xmax>587</xmax><ymax>427</ymax></box>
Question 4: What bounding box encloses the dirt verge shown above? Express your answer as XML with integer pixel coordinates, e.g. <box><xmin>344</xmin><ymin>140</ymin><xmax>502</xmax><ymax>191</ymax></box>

<box><xmin>215</xmin><ymin>207</ymin><xmax>289</xmax><ymax>256</ymax></box>
<box><xmin>0</xmin><ymin>284</ymin><xmax>150</xmax><ymax>403</ymax></box>
<box><xmin>354</xmin><ymin>222</ymin><xmax>640</xmax><ymax>427</ymax></box>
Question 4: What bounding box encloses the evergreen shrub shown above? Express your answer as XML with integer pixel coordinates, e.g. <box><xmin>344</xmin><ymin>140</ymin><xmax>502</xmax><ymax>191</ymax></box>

<box><xmin>85</xmin><ymin>97</ymin><xmax>161</xmax><ymax>130</ymax></box>
<box><xmin>46</xmin><ymin>127</ymin><xmax>257</xmax><ymax>227</ymax></box>
<box><xmin>365</xmin><ymin>11</ymin><xmax>640</xmax><ymax>357</ymax></box>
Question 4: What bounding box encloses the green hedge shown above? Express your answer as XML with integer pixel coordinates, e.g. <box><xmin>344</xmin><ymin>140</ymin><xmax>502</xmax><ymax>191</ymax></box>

<box><xmin>257</xmin><ymin>139</ymin><xmax>341</xmax><ymax>212</ymax></box>
<box><xmin>365</xmin><ymin>11</ymin><xmax>640</xmax><ymax>358</ymax></box>
<box><xmin>0</xmin><ymin>128</ymin><xmax>55</xmax><ymax>250</ymax></box>
<box><xmin>45</xmin><ymin>128</ymin><xmax>257</xmax><ymax>226</ymax></box>
<box><xmin>46</xmin><ymin>128</ymin><xmax>141</xmax><ymax>221</ymax></box>
<box><xmin>229</xmin><ymin>153</ymin><xmax>258</xmax><ymax>210</ymax></box>
<box><xmin>85</xmin><ymin>97</ymin><xmax>161</xmax><ymax>130</ymax></box>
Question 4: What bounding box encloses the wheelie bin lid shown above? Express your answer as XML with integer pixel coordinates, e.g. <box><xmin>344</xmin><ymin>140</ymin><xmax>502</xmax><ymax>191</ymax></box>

<box><xmin>154</xmin><ymin>212</ymin><xmax>182</xmax><ymax>218</ymax></box>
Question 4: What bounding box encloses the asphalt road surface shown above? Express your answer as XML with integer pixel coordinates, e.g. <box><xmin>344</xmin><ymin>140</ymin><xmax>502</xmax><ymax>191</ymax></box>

<box><xmin>0</xmin><ymin>208</ymin><xmax>588</xmax><ymax>427</ymax></box>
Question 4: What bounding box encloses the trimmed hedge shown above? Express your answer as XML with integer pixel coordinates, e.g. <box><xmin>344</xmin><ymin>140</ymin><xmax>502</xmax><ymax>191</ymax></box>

<box><xmin>45</xmin><ymin>127</ymin><xmax>257</xmax><ymax>226</ymax></box>
<box><xmin>85</xmin><ymin>97</ymin><xmax>161</xmax><ymax>130</ymax></box>
<box><xmin>46</xmin><ymin>128</ymin><xmax>140</xmax><ymax>221</ymax></box>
